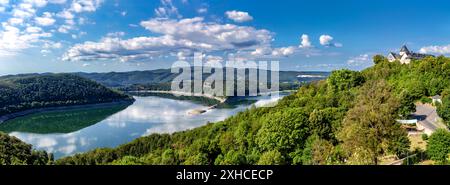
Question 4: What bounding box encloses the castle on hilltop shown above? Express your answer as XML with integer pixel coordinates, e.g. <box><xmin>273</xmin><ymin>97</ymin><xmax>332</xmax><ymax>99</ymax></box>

<box><xmin>387</xmin><ymin>45</ymin><xmax>434</xmax><ymax>64</ymax></box>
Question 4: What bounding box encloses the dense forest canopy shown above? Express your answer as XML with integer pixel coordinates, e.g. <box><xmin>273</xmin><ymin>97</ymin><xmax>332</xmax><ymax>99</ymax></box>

<box><xmin>0</xmin><ymin>74</ymin><xmax>133</xmax><ymax>117</ymax></box>
<box><xmin>55</xmin><ymin>56</ymin><xmax>450</xmax><ymax>165</ymax></box>
<box><xmin>0</xmin><ymin>132</ymin><xmax>52</xmax><ymax>165</ymax></box>
<box><xmin>426</xmin><ymin>129</ymin><xmax>450</xmax><ymax>164</ymax></box>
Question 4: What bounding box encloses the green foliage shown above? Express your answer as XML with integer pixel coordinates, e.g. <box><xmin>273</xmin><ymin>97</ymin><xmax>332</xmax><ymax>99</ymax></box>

<box><xmin>437</xmin><ymin>92</ymin><xmax>450</xmax><ymax>128</ymax></box>
<box><xmin>111</xmin><ymin>156</ymin><xmax>145</xmax><ymax>165</ymax></box>
<box><xmin>257</xmin><ymin>150</ymin><xmax>285</xmax><ymax>165</ymax></box>
<box><xmin>256</xmin><ymin>108</ymin><xmax>309</xmax><ymax>154</ymax></box>
<box><xmin>338</xmin><ymin>80</ymin><xmax>409</xmax><ymax>164</ymax></box>
<box><xmin>420</xmin><ymin>96</ymin><xmax>432</xmax><ymax>104</ymax></box>
<box><xmin>327</xmin><ymin>69</ymin><xmax>365</xmax><ymax>92</ymax></box>
<box><xmin>426</xmin><ymin>129</ymin><xmax>450</xmax><ymax>164</ymax></box>
<box><xmin>422</xmin><ymin>134</ymin><xmax>429</xmax><ymax>141</ymax></box>
<box><xmin>308</xmin><ymin>108</ymin><xmax>344</xmax><ymax>142</ymax></box>
<box><xmin>161</xmin><ymin>149</ymin><xmax>177</xmax><ymax>165</ymax></box>
<box><xmin>300</xmin><ymin>135</ymin><xmax>340</xmax><ymax>165</ymax></box>
<box><xmin>402</xmin><ymin>148</ymin><xmax>427</xmax><ymax>165</ymax></box>
<box><xmin>398</xmin><ymin>90</ymin><xmax>417</xmax><ymax>118</ymax></box>
<box><xmin>373</xmin><ymin>55</ymin><xmax>388</xmax><ymax>65</ymax></box>
<box><xmin>366</xmin><ymin>56</ymin><xmax>450</xmax><ymax>121</ymax></box>
<box><xmin>0</xmin><ymin>74</ymin><xmax>133</xmax><ymax>117</ymax></box>
<box><xmin>388</xmin><ymin>124</ymin><xmax>412</xmax><ymax>158</ymax></box>
<box><xmin>0</xmin><ymin>132</ymin><xmax>53</xmax><ymax>165</ymax></box>
<box><xmin>215</xmin><ymin>150</ymin><xmax>246</xmax><ymax>165</ymax></box>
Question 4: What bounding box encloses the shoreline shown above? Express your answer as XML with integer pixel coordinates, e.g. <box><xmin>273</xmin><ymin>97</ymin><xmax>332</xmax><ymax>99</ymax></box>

<box><xmin>127</xmin><ymin>90</ymin><xmax>227</xmax><ymax>103</ymax></box>
<box><xmin>0</xmin><ymin>100</ymin><xmax>134</xmax><ymax>124</ymax></box>
<box><xmin>127</xmin><ymin>90</ymin><xmax>295</xmax><ymax>102</ymax></box>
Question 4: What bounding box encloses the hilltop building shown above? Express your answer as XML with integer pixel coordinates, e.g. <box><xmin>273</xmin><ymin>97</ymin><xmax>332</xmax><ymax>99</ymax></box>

<box><xmin>387</xmin><ymin>45</ymin><xmax>434</xmax><ymax>64</ymax></box>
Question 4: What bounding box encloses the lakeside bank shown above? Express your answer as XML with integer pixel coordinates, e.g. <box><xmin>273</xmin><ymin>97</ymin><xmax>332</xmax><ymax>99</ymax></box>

<box><xmin>0</xmin><ymin>100</ymin><xmax>135</xmax><ymax>124</ymax></box>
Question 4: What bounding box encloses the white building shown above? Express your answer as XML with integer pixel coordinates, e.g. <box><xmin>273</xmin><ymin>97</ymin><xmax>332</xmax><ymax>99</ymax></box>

<box><xmin>387</xmin><ymin>45</ymin><xmax>433</xmax><ymax>64</ymax></box>
<box><xmin>432</xmin><ymin>95</ymin><xmax>442</xmax><ymax>105</ymax></box>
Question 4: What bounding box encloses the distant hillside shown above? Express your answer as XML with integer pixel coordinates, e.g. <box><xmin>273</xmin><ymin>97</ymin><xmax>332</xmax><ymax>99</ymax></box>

<box><xmin>76</xmin><ymin>69</ymin><xmax>179</xmax><ymax>87</ymax></box>
<box><xmin>0</xmin><ymin>74</ymin><xmax>133</xmax><ymax>117</ymax></box>
<box><xmin>76</xmin><ymin>69</ymin><xmax>329</xmax><ymax>88</ymax></box>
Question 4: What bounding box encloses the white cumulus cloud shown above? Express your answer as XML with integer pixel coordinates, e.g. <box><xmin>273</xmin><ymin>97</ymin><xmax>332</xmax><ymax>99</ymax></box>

<box><xmin>70</xmin><ymin>0</ymin><xmax>103</xmax><ymax>13</ymax></box>
<box><xmin>26</xmin><ymin>26</ymin><xmax>42</xmax><ymax>33</ymax></box>
<box><xmin>154</xmin><ymin>0</ymin><xmax>180</xmax><ymax>18</ymax></box>
<box><xmin>8</xmin><ymin>17</ymin><xmax>24</xmax><ymax>25</ymax></box>
<box><xmin>35</xmin><ymin>12</ymin><xmax>55</xmax><ymax>26</ymax></box>
<box><xmin>419</xmin><ymin>45</ymin><xmax>450</xmax><ymax>55</ymax></box>
<box><xmin>299</xmin><ymin>34</ymin><xmax>312</xmax><ymax>48</ymax></box>
<box><xmin>225</xmin><ymin>10</ymin><xmax>253</xmax><ymax>23</ymax></box>
<box><xmin>23</xmin><ymin>0</ymin><xmax>47</xmax><ymax>7</ymax></box>
<box><xmin>272</xmin><ymin>46</ymin><xmax>296</xmax><ymax>57</ymax></box>
<box><xmin>0</xmin><ymin>0</ymin><xmax>9</xmax><ymax>5</ymax></box>
<box><xmin>0</xmin><ymin>0</ymin><xmax>7</xmax><ymax>12</ymax></box>
<box><xmin>0</xmin><ymin>0</ymin><xmax>106</xmax><ymax>56</ymax></box>
<box><xmin>57</xmin><ymin>10</ymin><xmax>75</xmax><ymax>19</ymax></box>
<box><xmin>0</xmin><ymin>24</ymin><xmax>51</xmax><ymax>56</ymax></box>
<box><xmin>63</xmin><ymin>17</ymin><xmax>275</xmax><ymax>61</ymax></box>
<box><xmin>319</xmin><ymin>35</ymin><xmax>331</xmax><ymax>46</ymax></box>
<box><xmin>319</xmin><ymin>34</ymin><xmax>342</xmax><ymax>47</ymax></box>
<box><xmin>251</xmin><ymin>47</ymin><xmax>272</xmax><ymax>56</ymax></box>
<box><xmin>347</xmin><ymin>54</ymin><xmax>373</xmax><ymax>70</ymax></box>
<box><xmin>48</xmin><ymin>0</ymin><xmax>67</xmax><ymax>4</ymax></box>
<box><xmin>12</xmin><ymin>3</ymin><xmax>36</xmax><ymax>18</ymax></box>
<box><xmin>197</xmin><ymin>8</ymin><xmax>207</xmax><ymax>14</ymax></box>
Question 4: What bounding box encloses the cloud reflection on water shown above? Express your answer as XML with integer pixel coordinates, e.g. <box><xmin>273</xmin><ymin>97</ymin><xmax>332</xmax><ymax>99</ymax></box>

<box><xmin>9</xmin><ymin>95</ymin><xmax>283</xmax><ymax>158</ymax></box>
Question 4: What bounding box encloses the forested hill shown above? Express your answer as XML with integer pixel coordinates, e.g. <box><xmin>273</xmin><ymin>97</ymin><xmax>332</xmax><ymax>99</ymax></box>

<box><xmin>77</xmin><ymin>68</ymin><xmax>329</xmax><ymax>88</ymax></box>
<box><xmin>56</xmin><ymin>55</ymin><xmax>450</xmax><ymax>165</ymax></box>
<box><xmin>0</xmin><ymin>74</ymin><xmax>133</xmax><ymax>117</ymax></box>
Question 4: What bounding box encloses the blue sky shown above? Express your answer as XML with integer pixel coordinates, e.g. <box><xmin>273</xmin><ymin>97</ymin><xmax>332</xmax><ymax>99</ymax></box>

<box><xmin>1</xmin><ymin>0</ymin><xmax>450</xmax><ymax>75</ymax></box>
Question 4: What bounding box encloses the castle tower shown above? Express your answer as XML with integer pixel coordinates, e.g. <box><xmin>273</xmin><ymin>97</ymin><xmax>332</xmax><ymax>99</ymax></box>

<box><xmin>399</xmin><ymin>45</ymin><xmax>410</xmax><ymax>56</ymax></box>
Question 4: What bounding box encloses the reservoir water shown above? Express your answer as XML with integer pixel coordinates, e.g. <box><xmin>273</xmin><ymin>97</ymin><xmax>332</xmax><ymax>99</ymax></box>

<box><xmin>1</xmin><ymin>95</ymin><xmax>285</xmax><ymax>159</ymax></box>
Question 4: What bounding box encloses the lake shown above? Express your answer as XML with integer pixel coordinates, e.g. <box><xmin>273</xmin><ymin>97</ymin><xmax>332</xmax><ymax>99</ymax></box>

<box><xmin>1</xmin><ymin>95</ymin><xmax>285</xmax><ymax>159</ymax></box>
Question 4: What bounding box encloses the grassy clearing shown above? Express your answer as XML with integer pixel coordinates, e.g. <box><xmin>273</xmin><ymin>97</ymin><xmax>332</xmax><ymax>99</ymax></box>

<box><xmin>409</xmin><ymin>133</ymin><xmax>427</xmax><ymax>151</ymax></box>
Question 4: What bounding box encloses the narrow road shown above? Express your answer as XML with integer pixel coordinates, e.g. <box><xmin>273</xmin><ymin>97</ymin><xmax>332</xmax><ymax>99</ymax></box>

<box><xmin>413</xmin><ymin>103</ymin><xmax>447</xmax><ymax>132</ymax></box>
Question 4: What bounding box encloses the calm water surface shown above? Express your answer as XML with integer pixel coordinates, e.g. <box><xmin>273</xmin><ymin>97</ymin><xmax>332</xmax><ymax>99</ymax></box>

<box><xmin>6</xmin><ymin>95</ymin><xmax>284</xmax><ymax>158</ymax></box>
